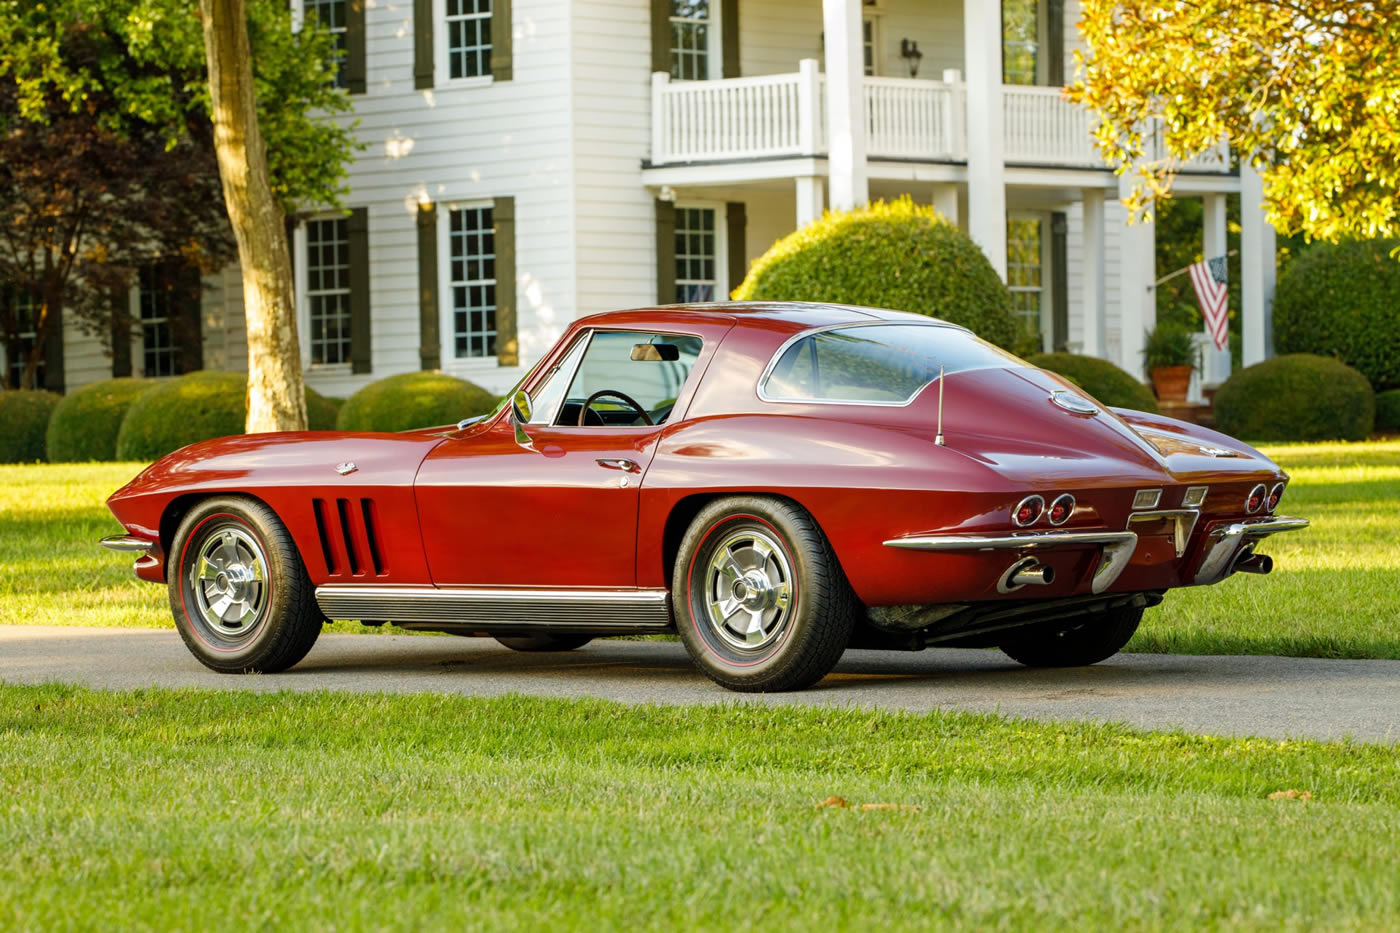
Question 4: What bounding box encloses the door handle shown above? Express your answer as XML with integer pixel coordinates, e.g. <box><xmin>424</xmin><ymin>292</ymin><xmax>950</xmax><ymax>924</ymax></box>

<box><xmin>595</xmin><ymin>458</ymin><xmax>640</xmax><ymax>473</ymax></box>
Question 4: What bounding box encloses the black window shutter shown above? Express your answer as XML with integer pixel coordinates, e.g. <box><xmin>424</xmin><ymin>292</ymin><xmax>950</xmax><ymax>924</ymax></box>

<box><xmin>43</xmin><ymin>303</ymin><xmax>64</xmax><ymax>393</ymax></box>
<box><xmin>177</xmin><ymin>261</ymin><xmax>204</xmax><ymax>373</ymax></box>
<box><xmin>347</xmin><ymin>207</ymin><xmax>372</xmax><ymax>374</ymax></box>
<box><xmin>1047</xmin><ymin>0</ymin><xmax>1065</xmax><ymax>86</ymax></box>
<box><xmin>491</xmin><ymin>0</ymin><xmax>512</xmax><ymax>82</ymax></box>
<box><xmin>414</xmin><ymin>0</ymin><xmax>434</xmax><ymax>90</ymax></box>
<box><xmin>725</xmin><ymin>201</ymin><xmax>746</xmax><ymax>297</ymax></box>
<box><xmin>721</xmin><ymin>0</ymin><xmax>739</xmax><ymax>78</ymax></box>
<box><xmin>346</xmin><ymin>0</ymin><xmax>367</xmax><ymax>94</ymax></box>
<box><xmin>493</xmin><ymin>197</ymin><xmax>517</xmax><ymax>366</ymax></box>
<box><xmin>655</xmin><ymin>199</ymin><xmax>676</xmax><ymax>305</ymax></box>
<box><xmin>1050</xmin><ymin>212</ymin><xmax>1069</xmax><ymax>351</ymax></box>
<box><xmin>417</xmin><ymin>202</ymin><xmax>440</xmax><ymax>370</ymax></box>
<box><xmin>651</xmin><ymin>0</ymin><xmax>671</xmax><ymax>75</ymax></box>
<box><xmin>110</xmin><ymin>286</ymin><xmax>132</xmax><ymax>378</ymax></box>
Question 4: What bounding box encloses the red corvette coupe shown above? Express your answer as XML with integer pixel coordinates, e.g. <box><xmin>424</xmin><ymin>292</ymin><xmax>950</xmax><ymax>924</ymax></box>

<box><xmin>102</xmin><ymin>302</ymin><xmax>1307</xmax><ymax>691</ymax></box>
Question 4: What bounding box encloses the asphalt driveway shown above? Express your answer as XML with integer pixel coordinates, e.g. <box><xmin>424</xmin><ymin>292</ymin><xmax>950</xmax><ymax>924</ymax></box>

<box><xmin>2</xmin><ymin>625</ymin><xmax>1397</xmax><ymax>743</ymax></box>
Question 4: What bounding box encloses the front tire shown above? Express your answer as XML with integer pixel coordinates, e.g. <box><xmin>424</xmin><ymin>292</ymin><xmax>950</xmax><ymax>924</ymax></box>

<box><xmin>672</xmin><ymin>497</ymin><xmax>856</xmax><ymax>692</ymax></box>
<box><xmin>998</xmin><ymin>606</ymin><xmax>1142</xmax><ymax>668</ymax></box>
<box><xmin>168</xmin><ymin>496</ymin><xmax>323</xmax><ymax>673</ymax></box>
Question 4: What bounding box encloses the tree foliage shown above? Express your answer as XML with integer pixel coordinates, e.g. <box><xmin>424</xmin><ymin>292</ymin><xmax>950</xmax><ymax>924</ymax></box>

<box><xmin>1071</xmin><ymin>1</ymin><xmax>1400</xmax><ymax>242</ymax></box>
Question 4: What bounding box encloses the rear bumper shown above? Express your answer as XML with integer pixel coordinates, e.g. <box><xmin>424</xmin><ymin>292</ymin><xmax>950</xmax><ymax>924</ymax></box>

<box><xmin>883</xmin><ymin>530</ymin><xmax>1138</xmax><ymax>594</ymax></box>
<box><xmin>1194</xmin><ymin>516</ymin><xmax>1310</xmax><ymax>584</ymax></box>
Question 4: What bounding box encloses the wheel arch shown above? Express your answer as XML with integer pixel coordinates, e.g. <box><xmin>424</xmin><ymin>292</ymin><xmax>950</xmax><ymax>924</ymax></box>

<box><xmin>159</xmin><ymin>491</ymin><xmax>288</xmax><ymax>576</ymax></box>
<box><xmin>660</xmin><ymin>491</ymin><xmax>828</xmax><ymax>589</ymax></box>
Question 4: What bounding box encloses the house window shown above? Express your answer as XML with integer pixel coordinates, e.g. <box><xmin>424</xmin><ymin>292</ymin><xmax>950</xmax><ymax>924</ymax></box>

<box><xmin>446</xmin><ymin>0</ymin><xmax>492</xmax><ymax>80</ymax></box>
<box><xmin>303</xmin><ymin>0</ymin><xmax>348</xmax><ymax>88</ymax></box>
<box><xmin>449</xmin><ymin>206</ymin><xmax>497</xmax><ymax>358</ymax></box>
<box><xmin>669</xmin><ymin>0</ymin><xmax>713</xmax><ymax>81</ymax></box>
<box><xmin>1003</xmin><ymin>0</ymin><xmax>1040</xmax><ymax>85</ymax></box>
<box><xmin>1007</xmin><ymin>217</ymin><xmax>1045</xmax><ymax>342</ymax></box>
<box><xmin>675</xmin><ymin>207</ymin><xmax>719</xmax><ymax>302</ymax></box>
<box><xmin>3</xmin><ymin>288</ymin><xmax>42</xmax><ymax>389</ymax></box>
<box><xmin>863</xmin><ymin>18</ymin><xmax>876</xmax><ymax>76</ymax></box>
<box><xmin>305</xmin><ymin>218</ymin><xmax>352</xmax><ymax>366</ymax></box>
<box><xmin>139</xmin><ymin>265</ymin><xmax>183</xmax><ymax>378</ymax></box>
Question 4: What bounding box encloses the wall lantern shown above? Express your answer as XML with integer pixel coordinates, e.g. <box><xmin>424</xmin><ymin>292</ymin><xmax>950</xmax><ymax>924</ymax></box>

<box><xmin>900</xmin><ymin>38</ymin><xmax>923</xmax><ymax>78</ymax></box>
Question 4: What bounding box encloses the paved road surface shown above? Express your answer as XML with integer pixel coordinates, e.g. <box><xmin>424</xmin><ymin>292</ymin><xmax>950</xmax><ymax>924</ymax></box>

<box><xmin>2</xmin><ymin>626</ymin><xmax>1397</xmax><ymax>742</ymax></box>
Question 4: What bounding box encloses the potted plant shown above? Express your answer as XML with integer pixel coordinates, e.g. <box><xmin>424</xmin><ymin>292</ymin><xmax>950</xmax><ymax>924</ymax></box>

<box><xmin>1142</xmin><ymin>322</ymin><xmax>1200</xmax><ymax>402</ymax></box>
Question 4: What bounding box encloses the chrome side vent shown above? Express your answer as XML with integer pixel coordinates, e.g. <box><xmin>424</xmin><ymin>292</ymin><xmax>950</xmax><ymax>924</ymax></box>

<box><xmin>311</xmin><ymin>498</ymin><xmax>337</xmax><ymax>575</ymax></box>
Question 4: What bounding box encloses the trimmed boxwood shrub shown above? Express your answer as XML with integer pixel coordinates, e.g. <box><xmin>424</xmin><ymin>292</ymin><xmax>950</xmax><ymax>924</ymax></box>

<box><xmin>336</xmin><ymin>371</ymin><xmax>497</xmax><ymax>432</ymax></box>
<box><xmin>1025</xmin><ymin>352</ymin><xmax>1160</xmax><ymax>414</ymax></box>
<box><xmin>306</xmin><ymin>391</ymin><xmax>343</xmax><ymax>431</ymax></box>
<box><xmin>0</xmin><ymin>389</ymin><xmax>61</xmax><ymax>463</ymax></box>
<box><xmin>46</xmin><ymin>378</ymin><xmax>156</xmax><ymax>462</ymax></box>
<box><xmin>1375</xmin><ymin>389</ymin><xmax>1400</xmax><ymax>434</ymax></box>
<box><xmin>1214</xmin><ymin>354</ymin><xmax>1374</xmax><ymax>442</ymax></box>
<box><xmin>1274</xmin><ymin>239</ymin><xmax>1400</xmax><ymax>391</ymax></box>
<box><xmin>732</xmin><ymin>197</ymin><xmax>1021</xmax><ymax>348</ymax></box>
<box><xmin>116</xmin><ymin>371</ymin><xmax>350</xmax><ymax>461</ymax></box>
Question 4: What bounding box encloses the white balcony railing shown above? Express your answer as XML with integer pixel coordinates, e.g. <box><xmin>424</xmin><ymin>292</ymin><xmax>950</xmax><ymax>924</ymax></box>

<box><xmin>649</xmin><ymin>62</ymin><xmax>1232</xmax><ymax>174</ymax></box>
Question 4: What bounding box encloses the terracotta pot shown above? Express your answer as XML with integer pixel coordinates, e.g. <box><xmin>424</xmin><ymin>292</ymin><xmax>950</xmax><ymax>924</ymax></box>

<box><xmin>1151</xmin><ymin>365</ymin><xmax>1193</xmax><ymax>402</ymax></box>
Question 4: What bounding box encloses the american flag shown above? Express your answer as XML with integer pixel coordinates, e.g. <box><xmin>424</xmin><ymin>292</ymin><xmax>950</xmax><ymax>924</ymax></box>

<box><xmin>1189</xmin><ymin>256</ymin><xmax>1230</xmax><ymax>351</ymax></box>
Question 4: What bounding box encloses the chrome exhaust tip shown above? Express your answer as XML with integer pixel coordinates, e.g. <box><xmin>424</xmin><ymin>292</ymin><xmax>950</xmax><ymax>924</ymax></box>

<box><xmin>998</xmin><ymin>557</ymin><xmax>1056</xmax><ymax>592</ymax></box>
<box><xmin>1232</xmin><ymin>552</ymin><xmax>1274</xmax><ymax>576</ymax></box>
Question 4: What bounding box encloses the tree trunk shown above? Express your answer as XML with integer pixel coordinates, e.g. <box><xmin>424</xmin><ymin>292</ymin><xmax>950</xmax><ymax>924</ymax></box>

<box><xmin>198</xmin><ymin>0</ymin><xmax>306</xmax><ymax>432</ymax></box>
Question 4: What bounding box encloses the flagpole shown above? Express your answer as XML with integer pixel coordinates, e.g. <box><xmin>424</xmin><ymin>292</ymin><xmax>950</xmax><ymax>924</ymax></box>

<box><xmin>1147</xmin><ymin>249</ymin><xmax>1239</xmax><ymax>291</ymax></box>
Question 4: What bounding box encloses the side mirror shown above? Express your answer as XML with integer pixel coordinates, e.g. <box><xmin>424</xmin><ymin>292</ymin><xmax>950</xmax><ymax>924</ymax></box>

<box><xmin>511</xmin><ymin>388</ymin><xmax>533</xmax><ymax>424</ymax></box>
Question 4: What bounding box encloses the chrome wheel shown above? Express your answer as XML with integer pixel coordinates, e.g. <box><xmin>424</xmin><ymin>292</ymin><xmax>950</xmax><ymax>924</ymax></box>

<box><xmin>189</xmin><ymin>525</ymin><xmax>269</xmax><ymax>641</ymax></box>
<box><xmin>703</xmin><ymin>528</ymin><xmax>794</xmax><ymax>651</ymax></box>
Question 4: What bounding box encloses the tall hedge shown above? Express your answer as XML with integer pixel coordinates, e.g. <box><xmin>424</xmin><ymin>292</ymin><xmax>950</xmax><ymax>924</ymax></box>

<box><xmin>732</xmin><ymin>197</ymin><xmax>1020</xmax><ymax>348</ymax></box>
<box><xmin>1374</xmin><ymin>389</ymin><xmax>1400</xmax><ymax>434</ymax></box>
<box><xmin>1214</xmin><ymin>354</ymin><xmax>1374</xmax><ymax>442</ymax></box>
<box><xmin>336</xmin><ymin>371</ymin><xmax>497</xmax><ymax>432</ymax></box>
<box><xmin>46</xmin><ymin>378</ymin><xmax>156</xmax><ymax>462</ymax></box>
<box><xmin>1025</xmin><ymin>352</ymin><xmax>1160</xmax><ymax>414</ymax></box>
<box><xmin>1274</xmin><ymin>239</ymin><xmax>1400</xmax><ymax>390</ymax></box>
<box><xmin>0</xmin><ymin>389</ymin><xmax>61</xmax><ymax>463</ymax></box>
<box><xmin>115</xmin><ymin>371</ymin><xmax>344</xmax><ymax>461</ymax></box>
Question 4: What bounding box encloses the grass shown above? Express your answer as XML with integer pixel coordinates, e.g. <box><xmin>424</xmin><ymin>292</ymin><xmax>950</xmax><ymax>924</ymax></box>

<box><xmin>2</xmin><ymin>441</ymin><xmax>1398</xmax><ymax>657</ymax></box>
<box><xmin>2</xmin><ymin>684</ymin><xmax>1398</xmax><ymax>930</ymax></box>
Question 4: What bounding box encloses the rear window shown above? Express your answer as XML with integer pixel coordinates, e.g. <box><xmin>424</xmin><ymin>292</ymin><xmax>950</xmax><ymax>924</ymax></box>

<box><xmin>760</xmin><ymin>323</ymin><xmax>1023</xmax><ymax>404</ymax></box>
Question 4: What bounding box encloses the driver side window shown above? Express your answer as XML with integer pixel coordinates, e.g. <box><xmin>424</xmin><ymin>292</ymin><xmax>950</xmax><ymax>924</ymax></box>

<box><xmin>556</xmin><ymin>330</ymin><xmax>704</xmax><ymax>427</ymax></box>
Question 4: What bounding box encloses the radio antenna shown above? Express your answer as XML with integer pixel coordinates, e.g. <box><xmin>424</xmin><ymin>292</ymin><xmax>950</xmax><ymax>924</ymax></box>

<box><xmin>934</xmin><ymin>364</ymin><xmax>946</xmax><ymax>446</ymax></box>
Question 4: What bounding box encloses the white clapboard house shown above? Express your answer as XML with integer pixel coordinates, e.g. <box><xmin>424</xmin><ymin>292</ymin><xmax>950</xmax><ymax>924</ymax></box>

<box><xmin>12</xmin><ymin>0</ymin><xmax>1279</xmax><ymax>399</ymax></box>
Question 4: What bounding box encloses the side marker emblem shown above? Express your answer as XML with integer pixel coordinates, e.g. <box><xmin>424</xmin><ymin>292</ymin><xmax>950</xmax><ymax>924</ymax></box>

<box><xmin>335</xmin><ymin>462</ymin><xmax>358</xmax><ymax>475</ymax></box>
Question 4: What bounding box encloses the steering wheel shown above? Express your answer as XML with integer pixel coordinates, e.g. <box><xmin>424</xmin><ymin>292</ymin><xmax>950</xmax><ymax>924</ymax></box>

<box><xmin>577</xmin><ymin>390</ymin><xmax>654</xmax><ymax>427</ymax></box>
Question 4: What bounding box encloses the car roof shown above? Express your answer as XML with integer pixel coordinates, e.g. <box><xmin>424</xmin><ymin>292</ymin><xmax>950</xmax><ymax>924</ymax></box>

<box><xmin>572</xmin><ymin>301</ymin><xmax>970</xmax><ymax>334</ymax></box>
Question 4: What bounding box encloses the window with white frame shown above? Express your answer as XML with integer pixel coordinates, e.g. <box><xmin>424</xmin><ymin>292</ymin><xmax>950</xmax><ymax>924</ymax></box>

<box><xmin>3</xmin><ymin>288</ymin><xmax>41</xmax><ymax>389</ymax></box>
<box><xmin>446</xmin><ymin>0</ymin><xmax>492</xmax><ymax>80</ymax></box>
<box><xmin>1006</xmin><ymin>217</ymin><xmax>1045</xmax><ymax>343</ymax></box>
<box><xmin>1002</xmin><ymin>0</ymin><xmax>1041</xmax><ymax>85</ymax></box>
<box><xmin>303</xmin><ymin>0</ymin><xmax>348</xmax><ymax>88</ymax></box>
<box><xmin>675</xmin><ymin>207</ymin><xmax>720</xmax><ymax>303</ymax></box>
<box><xmin>139</xmin><ymin>265</ymin><xmax>184</xmax><ymax>378</ymax></box>
<box><xmin>863</xmin><ymin>18</ymin><xmax>876</xmax><ymax>76</ymax></box>
<box><xmin>669</xmin><ymin>0</ymin><xmax>714</xmax><ymax>81</ymax></box>
<box><xmin>305</xmin><ymin>217</ymin><xmax>352</xmax><ymax>366</ymax></box>
<box><xmin>449</xmin><ymin>206</ymin><xmax>497</xmax><ymax>358</ymax></box>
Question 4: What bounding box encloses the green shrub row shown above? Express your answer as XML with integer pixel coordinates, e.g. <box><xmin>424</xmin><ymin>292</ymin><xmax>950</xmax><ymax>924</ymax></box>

<box><xmin>1214</xmin><ymin>354</ymin><xmax>1374</xmax><ymax>442</ymax></box>
<box><xmin>1377</xmin><ymin>390</ymin><xmax>1400</xmax><ymax>435</ymax></box>
<box><xmin>1</xmin><ymin>369</ymin><xmax>496</xmax><ymax>464</ymax></box>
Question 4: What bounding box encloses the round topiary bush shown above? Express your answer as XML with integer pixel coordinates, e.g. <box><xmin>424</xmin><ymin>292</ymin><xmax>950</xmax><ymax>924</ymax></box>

<box><xmin>1214</xmin><ymin>354</ymin><xmax>1374</xmax><ymax>442</ymax></box>
<box><xmin>1374</xmin><ymin>389</ymin><xmax>1400</xmax><ymax>434</ymax></box>
<box><xmin>0</xmin><ymin>389</ymin><xmax>61</xmax><ymax>463</ymax></box>
<box><xmin>45</xmin><ymin>378</ymin><xmax>157</xmax><ymax>462</ymax></box>
<box><xmin>336</xmin><ymin>371</ymin><xmax>498</xmax><ymax>432</ymax></box>
<box><xmin>116</xmin><ymin>371</ymin><xmax>353</xmax><ymax>460</ymax></box>
<box><xmin>1274</xmin><ymin>239</ymin><xmax>1400</xmax><ymax>391</ymax></box>
<box><xmin>1025</xmin><ymin>352</ymin><xmax>1160</xmax><ymax>414</ymax></box>
<box><xmin>732</xmin><ymin>197</ymin><xmax>1020</xmax><ymax>348</ymax></box>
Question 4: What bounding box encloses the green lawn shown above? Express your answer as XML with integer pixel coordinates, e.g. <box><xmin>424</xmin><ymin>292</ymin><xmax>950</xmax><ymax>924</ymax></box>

<box><xmin>1</xmin><ymin>684</ymin><xmax>1397</xmax><ymax>930</ymax></box>
<box><xmin>2</xmin><ymin>441</ymin><xmax>1398</xmax><ymax>657</ymax></box>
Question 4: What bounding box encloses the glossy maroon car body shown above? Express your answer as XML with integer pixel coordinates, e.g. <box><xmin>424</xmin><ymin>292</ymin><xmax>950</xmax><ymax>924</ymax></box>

<box><xmin>105</xmin><ymin>302</ymin><xmax>1306</xmax><ymax>667</ymax></box>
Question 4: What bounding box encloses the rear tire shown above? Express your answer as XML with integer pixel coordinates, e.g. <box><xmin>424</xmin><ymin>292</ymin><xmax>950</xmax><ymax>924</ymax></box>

<box><xmin>493</xmin><ymin>634</ymin><xmax>593</xmax><ymax>652</ymax></box>
<box><xmin>168</xmin><ymin>496</ymin><xmax>323</xmax><ymax>674</ymax></box>
<box><xmin>672</xmin><ymin>496</ymin><xmax>856</xmax><ymax>692</ymax></box>
<box><xmin>998</xmin><ymin>606</ymin><xmax>1142</xmax><ymax>668</ymax></box>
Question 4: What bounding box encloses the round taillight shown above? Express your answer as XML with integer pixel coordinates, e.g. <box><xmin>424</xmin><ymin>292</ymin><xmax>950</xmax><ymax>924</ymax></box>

<box><xmin>1048</xmin><ymin>493</ymin><xmax>1075</xmax><ymax>526</ymax></box>
<box><xmin>1012</xmin><ymin>495</ymin><xmax>1045</xmax><ymax>527</ymax></box>
<box><xmin>1245</xmin><ymin>483</ymin><xmax>1267</xmax><ymax>514</ymax></box>
<box><xmin>1268</xmin><ymin>482</ymin><xmax>1284</xmax><ymax>512</ymax></box>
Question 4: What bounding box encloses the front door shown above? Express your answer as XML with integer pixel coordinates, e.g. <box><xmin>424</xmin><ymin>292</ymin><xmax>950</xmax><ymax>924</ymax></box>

<box><xmin>414</xmin><ymin>329</ymin><xmax>706</xmax><ymax>588</ymax></box>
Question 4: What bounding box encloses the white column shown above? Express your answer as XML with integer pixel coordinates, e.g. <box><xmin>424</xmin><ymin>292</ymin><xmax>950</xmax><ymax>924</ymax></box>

<box><xmin>1240</xmin><ymin>165</ymin><xmax>1276</xmax><ymax>367</ymax></box>
<box><xmin>795</xmin><ymin>176</ymin><xmax>825</xmax><ymax>228</ymax></box>
<box><xmin>1199</xmin><ymin>193</ymin><xmax>1232</xmax><ymax>388</ymax></box>
<box><xmin>1080</xmin><ymin>188</ymin><xmax>1106</xmax><ymax>359</ymax></box>
<box><xmin>1116</xmin><ymin>175</ymin><xmax>1154</xmax><ymax>380</ymax></box>
<box><xmin>962</xmin><ymin>0</ymin><xmax>1007</xmax><ymax>278</ymax></box>
<box><xmin>932</xmin><ymin>183</ymin><xmax>959</xmax><ymax>226</ymax></box>
<box><xmin>823</xmin><ymin>0</ymin><xmax>867</xmax><ymax>211</ymax></box>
